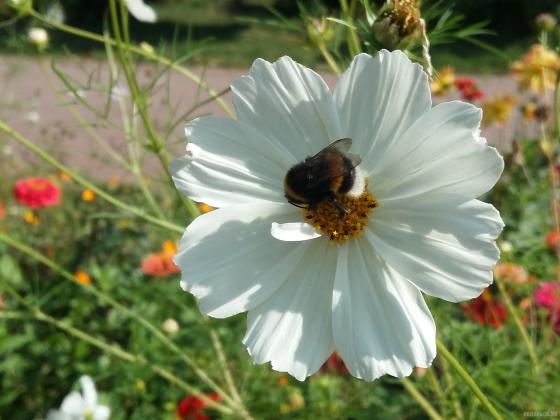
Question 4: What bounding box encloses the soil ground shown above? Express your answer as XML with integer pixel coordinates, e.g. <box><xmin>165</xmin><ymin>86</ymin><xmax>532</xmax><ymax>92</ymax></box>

<box><xmin>0</xmin><ymin>56</ymin><xmax>531</xmax><ymax>181</ymax></box>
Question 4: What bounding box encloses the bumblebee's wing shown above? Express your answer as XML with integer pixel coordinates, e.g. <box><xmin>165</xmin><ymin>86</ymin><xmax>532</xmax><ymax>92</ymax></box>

<box><xmin>309</xmin><ymin>138</ymin><xmax>361</xmax><ymax>167</ymax></box>
<box><xmin>302</xmin><ymin>140</ymin><xmax>360</xmax><ymax>191</ymax></box>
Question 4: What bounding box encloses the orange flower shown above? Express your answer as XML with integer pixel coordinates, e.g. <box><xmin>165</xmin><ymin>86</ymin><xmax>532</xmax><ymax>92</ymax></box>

<box><xmin>494</xmin><ymin>263</ymin><xmax>529</xmax><ymax>284</ymax></box>
<box><xmin>430</xmin><ymin>66</ymin><xmax>456</xmax><ymax>95</ymax></box>
<box><xmin>81</xmin><ymin>189</ymin><xmax>96</xmax><ymax>202</ymax></box>
<box><xmin>546</xmin><ymin>231</ymin><xmax>560</xmax><ymax>251</ymax></box>
<box><xmin>57</xmin><ymin>171</ymin><xmax>72</xmax><ymax>182</ymax></box>
<box><xmin>0</xmin><ymin>201</ymin><xmax>4</xmax><ymax>220</ymax></box>
<box><xmin>482</xmin><ymin>95</ymin><xmax>517</xmax><ymax>126</ymax></box>
<box><xmin>511</xmin><ymin>44</ymin><xmax>560</xmax><ymax>93</ymax></box>
<box><xmin>277</xmin><ymin>374</ymin><xmax>289</xmax><ymax>387</ymax></box>
<box><xmin>141</xmin><ymin>241</ymin><xmax>180</xmax><ymax>277</ymax></box>
<box><xmin>74</xmin><ymin>271</ymin><xmax>92</xmax><ymax>285</ymax></box>
<box><xmin>14</xmin><ymin>177</ymin><xmax>61</xmax><ymax>210</ymax></box>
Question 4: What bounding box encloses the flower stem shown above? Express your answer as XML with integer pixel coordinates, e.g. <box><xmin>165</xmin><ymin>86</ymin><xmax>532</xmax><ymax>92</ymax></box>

<box><xmin>495</xmin><ymin>280</ymin><xmax>539</xmax><ymax>373</ymax></box>
<box><xmin>318</xmin><ymin>43</ymin><xmax>341</xmax><ymax>75</ymax></box>
<box><xmin>0</xmin><ymin>232</ymin><xmax>241</xmax><ymax>413</ymax></box>
<box><xmin>400</xmin><ymin>377</ymin><xmax>444</xmax><ymax>420</ymax></box>
<box><xmin>108</xmin><ymin>0</ymin><xmax>200</xmax><ymax>220</ymax></box>
<box><xmin>0</xmin><ymin>309</ymin><xmax>233</xmax><ymax>416</ymax></box>
<box><xmin>0</xmin><ymin>120</ymin><xmax>184</xmax><ymax>233</ymax></box>
<box><xmin>436</xmin><ymin>339</ymin><xmax>503</xmax><ymax>420</ymax></box>
<box><xmin>339</xmin><ymin>0</ymin><xmax>361</xmax><ymax>57</ymax></box>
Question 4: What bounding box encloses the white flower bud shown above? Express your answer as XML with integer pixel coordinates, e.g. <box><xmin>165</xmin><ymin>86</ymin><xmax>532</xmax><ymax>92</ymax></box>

<box><xmin>162</xmin><ymin>318</ymin><xmax>179</xmax><ymax>335</ymax></box>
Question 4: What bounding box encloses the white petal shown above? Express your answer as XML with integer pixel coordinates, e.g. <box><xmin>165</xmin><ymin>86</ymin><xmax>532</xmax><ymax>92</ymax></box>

<box><xmin>334</xmin><ymin>51</ymin><xmax>431</xmax><ymax>174</ymax></box>
<box><xmin>368</xmin><ymin>200</ymin><xmax>503</xmax><ymax>302</ymax></box>
<box><xmin>60</xmin><ymin>392</ymin><xmax>85</xmax><ymax>416</ymax></box>
<box><xmin>79</xmin><ymin>375</ymin><xmax>97</xmax><ymax>407</ymax></box>
<box><xmin>125</xmin><ymin>0</ymin><xmax>157</xmax><ymax>23</ymax></box>
<box><xmin>271</xmin><ymin>222</ymin><xmax>322</xmax><ymax>241</ymax></box>
<box><xmin>232</xmin><ymin>56</ymin><xmax>343</xmax><ymax>161</ymax></box>
<box><xmin>243</xmin><ymin>240</ymin><xmax>336</xmax><ymax>380</ymax></box>
<box><xmin>93</xmin><ymin>405</ymin><xmax>111</xmax><ymax>420</ymax></box>
<box><xmin>175</xmin><ymin>202</ymin><xmax>309</xmax><ymax>318</ymax></box>
<box><xmin>46</xmin><ymin>409</ymin><xmax>72</xmax><ymax>420</ymax></box>
<box><xmin>171</xmin><ymin>116</ymin><xmax>292</xmax><ymax>207</ymax></box>
<box><xmin>373</xmin><ymin>101</ymin><xmax>504</xmax><ymax>205</ymax></box>
<box><xmin>333</xmin><ymin>238</ymin><xmax>436</xmax><ymax>381</ymax></box>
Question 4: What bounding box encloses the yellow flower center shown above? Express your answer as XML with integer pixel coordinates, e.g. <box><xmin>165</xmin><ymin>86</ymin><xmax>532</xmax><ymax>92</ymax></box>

<box><xmin>303</xmin><ymin>187</ymin><xmax>378</xmax><ymax>244</ymax></box>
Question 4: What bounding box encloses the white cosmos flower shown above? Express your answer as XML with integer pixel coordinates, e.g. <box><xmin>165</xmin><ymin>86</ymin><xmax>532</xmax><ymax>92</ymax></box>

<box><xmin>46</xmin><ymin>375</ymin><xmax>110</xmax><ymax>420</ymax></box>
<box><xmin>125</xmin><ymin>0</ymin><xmax>157</xmax><ymax>23</ymax></box>
<box><xmin>170</xmin><ymin>50</ymin><xmax>504</xmax><ymax>381</ymax></box>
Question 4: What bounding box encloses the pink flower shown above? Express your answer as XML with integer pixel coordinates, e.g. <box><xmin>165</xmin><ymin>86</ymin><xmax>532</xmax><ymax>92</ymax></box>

<box><xmin>534</xmin><ymin>282</ymin><xmax>560</xmax><ymax>333</ymax></box>
<box><xmin>534</xmin><ymin>282</ymin><xmax>560</xmax><ymax>310</ymax></box>
<box><xmin>13</xmin><ymin>177</ymin><xmax>61</xmax><ymax>210</ymax></box>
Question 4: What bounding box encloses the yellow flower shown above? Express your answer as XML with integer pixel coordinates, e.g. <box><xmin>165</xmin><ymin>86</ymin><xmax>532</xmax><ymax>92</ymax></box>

<box><xmin>74</xmin><ymin>271</ymin><xmax>92</xmax><ymax>285</ymax></box>
<box><xmin>197</xmin><ymin>202</ymin><xmax>215</xmax><ymax>213</ymax></box>
<box><xmin>135</xmin><ymin>379</ymin><xmax>146</xmax><ymax>391</ymax></box>
<box><xmin>161</xmin><ymin>240</ymin><xmax>177</xmax><ymax>255</ymax></box>
<box><xmin>22</xmin><ymin>211</ymin><xmax>39</xmax><ymax>225</ymax></box>
<box><xmin>482</xmin><ymin>95</ymin><xmax>517</xmax><ymax>126</ymax></box>
<box><xmin>430</xmin><ymin>66</ymin><xmax>456</xmax><ymax>95</ymax></box>
<box><xmin>81</xmin><ymin>189</ymin><xmax>96</xmax><ymax>202</ymax></box>
<box><xmin>510</xmin><ymin>45</ymin><xmax>560</xmax><ymax>93</ymax></box>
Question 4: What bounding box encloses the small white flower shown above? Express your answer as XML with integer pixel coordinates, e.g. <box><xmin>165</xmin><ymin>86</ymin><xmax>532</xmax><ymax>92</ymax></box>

<box><xmin>28</xmin><ymin>27</ymin><xmax>49</xmax><ymax>51</ymax></box>
<box><xmin>25</xmin><ymin>110</ymin><xmax>41</xmax><ymax>124</ymax></box>
<box><xmin>47</xmin><ymin>375</ymin><xmax>110</xmax><ymax>420</ymax></box>
<box><xmin>125</xmin><ymin>0</ymin><xmax>157</xmax><ymax>23</ymax></box>
<box><xmin>162</xmin><ymin>318</ymin><xmax>180</xmax><ymax>334</ymax></box>
<box><xmin>170</xmin><ymin>51</ymin><xmax>504</xmax><ymax>381</ymax></box>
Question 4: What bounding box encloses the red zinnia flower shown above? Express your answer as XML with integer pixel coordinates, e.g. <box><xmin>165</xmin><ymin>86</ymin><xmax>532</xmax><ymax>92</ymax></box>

<box><xmin>462</xmin><ymin>290</ymin><xmax>507</xmax><ymax>328</ymax></box>
<box><xmin>13</xmin><ymin>177</ymin><xmax>61</xmax><ymax>210</ymax></box>
<box><xmin>320</xmin><ymin>352</ymin><xmax>349</xmax><ymax>375</ymax></box>
<box><xmin>454</xmin><ymin>78</ymin><xmax>484</xmax><ymax>101</ymax></box>
<box><xmin>176</xmin><ymin>393</ymin><xmax>220</xmax><ymax>420</ymax></box>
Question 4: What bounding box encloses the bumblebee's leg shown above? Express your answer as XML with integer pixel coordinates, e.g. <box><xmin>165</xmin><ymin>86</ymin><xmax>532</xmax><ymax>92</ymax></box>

<box><xmin>288</xmin><ymin>200</ymin><xmax>307</xmax><ymax>209</ymax></box>
<box><xmin>330</xmin><ymin>197</ymin><xmax>348</xmax><ymax>215</ymax></box>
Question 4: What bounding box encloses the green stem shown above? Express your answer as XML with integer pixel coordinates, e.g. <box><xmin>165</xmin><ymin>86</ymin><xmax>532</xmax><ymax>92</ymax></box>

<box><xmin>318</xmin><ymin>43</ymin><xmax>341</xmax><ymax>75</ymax></box>
<box><xmin>108</xmin><ymin>0</ymin><xmax>199</xmax><ymax>220</ymax></box>
<box><xmin>0</xmin><ymin>309</ymin><xmax>233</xmax><ymax>415</ymax></box>
<box><xmin>496</xmin><ymin>280</ymin><xmax>539</xmax><ymax>372</ymax></box>
<box><xmin>0</xmin><ymin>120</ymin><xmax>184</xmax><ymax>233</ymax></box>
<box><xmin>400</xmin><ymin>377</ymin><xmax>444</xmax><ymax>420</ymax></box>
<box><xmin>28</xmin><ymin>9</ymin><xmax>234</xmax><ymax>118</ymax></box>
<box><xmin>339</xmin><ymin>0</ymin><xmax>361</xmax><ymax>56</ymax></box>
<box><xmin>436</xmin><ymin>339</ymin><xmax>503</xmax><ymax>420</ymax></box>
<box><xmin>0</xmin><ymin>232</ymin><xmax>240</xmax><ymax>412</ymax></box>
<box><xmin>426</xmin><ymin>368</ymin><xmax>449</xmax><ymax>418</ymax></box>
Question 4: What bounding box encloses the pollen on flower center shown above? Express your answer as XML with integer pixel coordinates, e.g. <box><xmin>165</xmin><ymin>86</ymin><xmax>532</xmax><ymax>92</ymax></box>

<box><xmin>303</xmin><ymin>187</ymin><xmax>378</xmax><ymax>244</ymax></box>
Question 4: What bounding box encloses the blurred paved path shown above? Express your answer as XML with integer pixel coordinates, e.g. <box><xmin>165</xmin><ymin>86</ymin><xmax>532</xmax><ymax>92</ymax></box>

<box><xmin>0</xmin><ymin>56</ymin><xmax>527</xmax><ymax>180</ymax></box>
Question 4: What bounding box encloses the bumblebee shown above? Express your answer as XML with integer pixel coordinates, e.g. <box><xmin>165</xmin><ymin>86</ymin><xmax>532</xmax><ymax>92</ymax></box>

<box><xmin>283</xmin><ymin>138</ymin><xmax>362</xmax><ymax>214</ymax></box>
